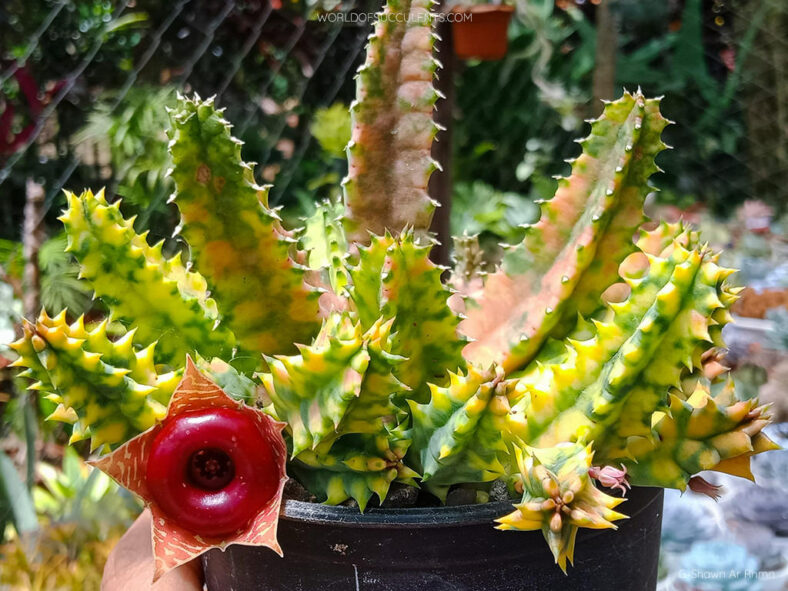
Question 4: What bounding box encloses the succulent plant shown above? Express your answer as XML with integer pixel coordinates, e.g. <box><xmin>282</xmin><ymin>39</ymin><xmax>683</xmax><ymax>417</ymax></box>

<box><xmin>660</xmin><ymin>489</ymin><xmax>723</xmax><ymax>553</ymax></box>
<box><xmin>8</xmin><ymin>0</ymin><xmax>779</xmax><ymax>580</ymax></box>
<box><xmin>727</xmin><ymin>521</ymin><xmax>786</xmax><ymax>573</ymax></box>
<box><xmin>728</xmin><ymin>486</ymin><xmax>788</xmax><ymax>536</ymax></box>
<box><xmin>495</xmin><ymin>442</ymin><xmax>627</xmax><ymax>571</ymax></box>
<box><xmin>677</xmin><ymin>541</ymin><xmax>762</xmax><ymax>591</ymax></box>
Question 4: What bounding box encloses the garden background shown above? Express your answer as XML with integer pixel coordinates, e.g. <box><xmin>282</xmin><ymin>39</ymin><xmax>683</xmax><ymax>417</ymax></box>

<box><xmin>0</xmin><ymin>0</ymin><xmax>786</xmax><ymax>588</ymax></box>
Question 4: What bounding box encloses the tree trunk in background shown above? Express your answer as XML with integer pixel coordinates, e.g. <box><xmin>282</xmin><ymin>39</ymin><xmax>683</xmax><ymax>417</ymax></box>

<box><xmin>592</xmin><ymin>0</ymin><xmax>618</xmax><ymax>116</ymax></box>
<box><xmin>428</xmin><ymin>6</ymin><xmax>454</xmax><ymax>267</ymax></box>
<box><xmin>22</xmin><ymin>179</ymin><xmax>45</xmax><ymax>318</ymax></box>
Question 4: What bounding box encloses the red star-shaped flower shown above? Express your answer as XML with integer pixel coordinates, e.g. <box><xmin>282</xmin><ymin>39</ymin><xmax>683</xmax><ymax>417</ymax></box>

<box><xmin>90</xmin><ymin>357</ymin><xmax>288</xmax><ymax>581</ymax></box>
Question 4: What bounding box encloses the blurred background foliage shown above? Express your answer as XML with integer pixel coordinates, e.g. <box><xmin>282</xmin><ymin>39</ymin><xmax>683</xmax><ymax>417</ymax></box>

<box><xmin>0</xmin><ymin>448</ymin><xmax>142</xmax><ymax>590</ymax></box>
<box><xmin>1</xmin><ymin>0</ymin><xmax>787</xmax><ymax>587</ymax></box>
<box><xmin>71</xmin><ymin>86</ymin><xmax>176</xmax><ymax>238</ymax></box>
<box><xmin>455</xmin><ymin>0</ymin><xmax>786</xmax><ymax>217</ymax></box>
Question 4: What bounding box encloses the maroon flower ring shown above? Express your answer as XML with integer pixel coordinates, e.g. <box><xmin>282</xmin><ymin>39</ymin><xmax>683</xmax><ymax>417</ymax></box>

<box><xmin>146</xmin><ymin>407</ymin><xmax>280</xmax><ymax>536</ymax></box>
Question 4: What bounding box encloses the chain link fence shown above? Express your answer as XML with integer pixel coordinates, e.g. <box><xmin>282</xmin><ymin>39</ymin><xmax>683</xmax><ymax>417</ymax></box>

<box><xmin>643</xmin><ymin>0</ymin><xmax>788</xmax><ymax>216</ymax></box>
<box><xmin>0</xmin><ymin>0</ymin><xmax>381</xmax><ymax>242</ymax></box>
<box><xmin>0</xmin><ymin>0</ymin><xmax>785</xmax><ymax>247</ymax></box>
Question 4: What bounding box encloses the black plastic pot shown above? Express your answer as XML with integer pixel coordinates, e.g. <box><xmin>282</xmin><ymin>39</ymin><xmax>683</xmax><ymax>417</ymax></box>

<box><xmin>203</xmin><ymin>486</ymin><xmax>663</xmax><ymax>590</ymax></box>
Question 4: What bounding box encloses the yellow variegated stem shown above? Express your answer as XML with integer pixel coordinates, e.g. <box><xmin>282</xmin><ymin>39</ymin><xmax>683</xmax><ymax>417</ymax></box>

<box><xmin>35</xmin><ymin>311</ymin><xmax>180</xmax><ymax>405</ymax></box>
<box><xmin>619</xmin><ymin>379</ymin><xmax>778</xmax><ymax>489</ymax></box>
<box><xmin>60</xmin><ymin>189</ymin><xmax>233</xmax><ymax>365</ymax></box>
<box><xmin>10</xmin><ymin>311</ymin><xmax>181</xmax><ymax>451</ymax></box>
<box><xmin>262</xmin><ymin>314</ymin><xmax>408</xmax><ymax>456</ymax></box>
<box><xmin>510</xmin><ymin>226</ymin><xmax>729</xmax><ymax>450</ymax></box>
<box><xmin>261</xmin><ymin>310</ymin><xmax>418</xmax><ymax>509</ymax></box>
<box><xmin>409</xmin><ymin>367</ymin><xmax>522</xmax><ymax>495</ymax></box>
<box><xmin>500</xmin><ymin>223</ymin><xmax>774</xmax><ymax>493</ymax></box>
<box><xmin>300</xmin><ymin>199</ymin><xmax>351</xmax><ymax>296</ymax></box>
<box><xmin>168</xmin><ymin>95</ymin><xmax>320</xmax><ymax>358</ymax></box>
<box><xmin>291</xmin><ymin>426</ymin><xmax>418</xmax><ymax>511</ymax></box>
<box><xmin>350</xmin><ymin>232</ymin><xmax>465</xmax><ymax>403</ymax></box>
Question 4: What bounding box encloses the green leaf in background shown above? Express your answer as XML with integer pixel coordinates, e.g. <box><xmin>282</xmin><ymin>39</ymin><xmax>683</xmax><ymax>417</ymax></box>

<box><xmin>38</xmin><ymin>233</ymin><xmax>92</xmax><ymax>316</ymax></box>
<box><xmin>72</xmin><ymin>86</ymin><xmax>176</xmax><ymax>236</ymax></box>
<box><xmin>672</xmin><ymin>0</ymin><xmax>713</xmax><ymax>92</ymax></box>
<box><xmin>450</xmin><ymin>181</ymin><xmax>540</xmax><ymax>246</ymax></box>
<box><xmin>33</xmin><ymin>447</ymin><xmax>141</xmax><ymax>531</ymax></box>
<box><xmin>22</xmin><ymin>393</ymin><xmax>37</xmax><ymax>488</ymax></box>
<box><xmin>0</xmin><ymin>239</ymin><xmax>24</xmax><ymax>277</ymax></box>
<box><xmin>0</xmin><ymin>450</ymin><xmax>38</xmax><ymax>539</ymax></box>
<box><xmin>310</xmin><ymin>103</ymin><xmax>351</xmax><ymax>159</ymax></box>
<box><xmin>454</xmin><ymin>10</ymin><xmax>594</xmax><ymax>194</ymax></box>
<box><xmin>103</xmin><ymin>12</ymin><xmax>149</xmax><ymax>36</ymax></box>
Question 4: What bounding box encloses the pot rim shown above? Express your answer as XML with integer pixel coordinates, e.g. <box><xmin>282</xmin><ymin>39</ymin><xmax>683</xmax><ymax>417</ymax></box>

<box><xmin>281</xmin><ymin>499</ymin><xmax>513</xmax><ymax>527</ymax></box>
<box><xmin>279</xmin><ymin>486</ymin><xmax>663</xmax><ymax>530</ymax></box>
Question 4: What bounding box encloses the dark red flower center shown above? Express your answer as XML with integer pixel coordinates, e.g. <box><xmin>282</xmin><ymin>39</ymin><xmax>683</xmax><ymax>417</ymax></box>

<box><xmin>188</xmin><ymin>448</ymin><xmax>235</xmax><ymax>490</ymax></box>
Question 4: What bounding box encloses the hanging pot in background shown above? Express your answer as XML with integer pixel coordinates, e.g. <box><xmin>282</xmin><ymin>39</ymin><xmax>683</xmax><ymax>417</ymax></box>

<box><xmin>451</xmin><ymin>4</ymin><xmax>515</xmax><ymax>61</ymax></box>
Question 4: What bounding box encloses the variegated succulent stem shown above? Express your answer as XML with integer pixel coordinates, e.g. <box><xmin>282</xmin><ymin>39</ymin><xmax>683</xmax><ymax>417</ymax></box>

<box><xmin>408</xmin><ymin>366</ymin><xmax>520</xmax><ymax>498</ymax></box>
<box><xmin>510</xmin><ymin>224</ymin><xmax>725</xmax><ymax>445</ymax></box>
<box><xmin>501</xmin><ymin>221</ymin><xmax>776</xmax><ymax>491</ymax></box>
<box><xmin>342</xmin><ymin>0</ymin><xmax>441</xmax><ymax>243</ymax></box>
<box><xmin>349</xmin><ymin>231</ymin><xmax>465</xmax><ymax>402</ymax></box>
<box><xmin>261</xmin><ymin>313</ymin><xmax>417</xmax><ymax>509</ymax></box>
<box><xmin>263</xmin><ymin>314</ymin><xmax>407</xmax><ymax>455</ymax></box>
<box><xmin>300</xmin><ymin>199</ymin><xmax>350</xmax><ymax>296</ymax></box>
<box><xmin>60</xmin><ymin>189</ymin><xmax>233</xmax><ymax>365</ymax></box>
<box><xmin>460</xmin><ymin>91</ymin><xmax>670</xmax><ymax>374</ymax></box>
<box><xmin>168</xmin><ymin>95</ymin><xmax>320</xmax><ymax>358</ymax></box>
<box><xmin>618</xmin><ymin>378</ymin><xmax>778</xmax><ymax>490</ymax></box>
<box><xmin>10</xmin><ymin>311</ymin><xmax>181</xmax><ymax>450</ymax></box>
<box><xmin>291</xmin><ymin>426</ymin><xmax>418</xmax><ymax>511</ymax></box>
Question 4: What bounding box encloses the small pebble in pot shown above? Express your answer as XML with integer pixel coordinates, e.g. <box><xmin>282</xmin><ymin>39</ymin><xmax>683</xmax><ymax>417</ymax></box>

<box><xmin>283</xmin><ymin>478</ymin><xmax>316</xmax><ymax>503</ymax></box>
<box><xmin>489</xmin><ymin>480</ymin><xmax>512</xmax><ymax>502</ymax></box>
<box><xmin>380</xmin><ymin>483</ymin><xmax>419</xmax><ymax>508</ymax></box>
<box><xmin>446</xmin><ymin>487</ymin><xmax>477</xmax><ymax>506</ymax></box>
<box><xmin>341</xmin><ymin>498</ymin><xmax>359</xmax><ymax>509</ymax></box>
